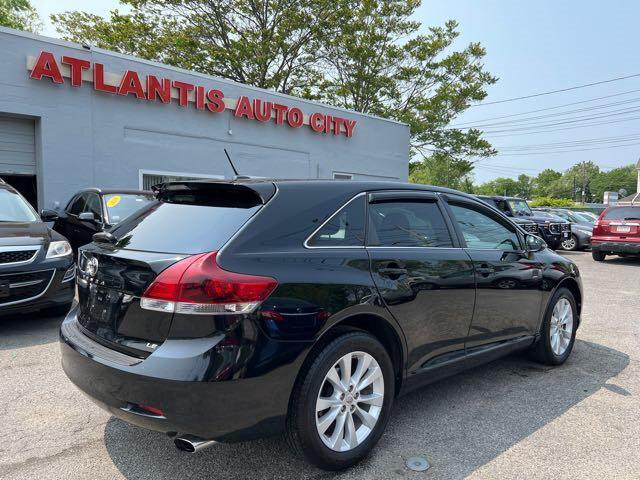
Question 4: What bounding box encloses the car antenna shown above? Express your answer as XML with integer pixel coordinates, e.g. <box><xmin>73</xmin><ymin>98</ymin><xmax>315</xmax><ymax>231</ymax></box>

<box><xmin>224</xmin><ymin>148</ymin><xmax>252</xmax><ymax>180</ymax></box>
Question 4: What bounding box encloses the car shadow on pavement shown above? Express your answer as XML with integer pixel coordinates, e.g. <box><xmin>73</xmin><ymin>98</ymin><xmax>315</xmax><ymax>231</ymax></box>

<box><xmin>103</xmin><ymin>339</ymin><xmax>629</xmax><ymax>480</ymax></box>
<box><xmin>0</xmin><ymin>311</ymin><xmax>65</xmax><ymax>350</ymax></box>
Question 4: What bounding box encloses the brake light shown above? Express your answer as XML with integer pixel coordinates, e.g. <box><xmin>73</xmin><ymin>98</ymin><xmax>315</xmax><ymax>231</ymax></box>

<box><xmin>140</xmin><ymin>252</ymin><xmax>277</xmax><ymax>315</ymax></box>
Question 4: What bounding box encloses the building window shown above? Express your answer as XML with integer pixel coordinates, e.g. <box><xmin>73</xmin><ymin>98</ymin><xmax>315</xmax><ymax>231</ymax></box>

<box><xmin>333</xmin><ymin>172</ymin><xmax>353</xmax><ymax>180</ymax></box>
<box><xmin>139</xmin><ymin>170</ymin><xmax>224</xmax><ymax>190</ymax></box>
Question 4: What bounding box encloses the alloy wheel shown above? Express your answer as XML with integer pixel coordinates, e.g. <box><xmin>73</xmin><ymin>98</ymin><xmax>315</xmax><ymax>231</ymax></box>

<box><xmin>561</xmin><ymin>236</ymin><xmax>577</xmax><ymax>250</ymax></box>
<box><xmin>550</xmin><ymin>298</ymin><xmax>574</xmax><ymax>356</ymax></box>
<box><xmin>315</xmin><ymin>351</ymin><xmax>384</xmax><ymax>452</ymax></box>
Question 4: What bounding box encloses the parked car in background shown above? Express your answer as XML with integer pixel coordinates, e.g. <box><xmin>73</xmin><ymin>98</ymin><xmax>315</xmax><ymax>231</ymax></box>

<box><xmin>60</xmin><ymin>180</ymin><xmax>583</xmax><ymax>470</ymax></box>
<box><xmin>53</xmin><ymin>189</ymin><xmax>155</xmax><ymax>253</ymax></box>
<box><xmin>533</xmin><ymin>208</ymin><xmax>593</xmax><ymax>251</ymax></box>
<box><xmin>0</xmin><ymin>180</ymin><xmax>75</xmax><ymax>316</ymax></box>
<box><xmin>591</xmin><ymin>205</ymin><xmax>640</xmax><ymax>261</ymax></box>
<box><xmin>477</xmin><ymin>195</ymin><xmax>570</xmax><ymax>249</ymax></box>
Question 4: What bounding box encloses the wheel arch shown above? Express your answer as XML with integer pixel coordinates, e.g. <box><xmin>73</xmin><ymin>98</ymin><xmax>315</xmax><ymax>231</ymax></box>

<box><xmin>291</xmin><ymin>313</ymin><xmax>406</xmax><ymax>403</ymax></box>
<box><xmin>548</xmin><ymin>276</ymin><xmax>583</xmax><ymax>327</ymax></box>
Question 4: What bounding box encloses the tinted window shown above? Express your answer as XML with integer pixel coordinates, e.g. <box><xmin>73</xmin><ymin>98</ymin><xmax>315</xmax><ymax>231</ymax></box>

<box><xmin>110</xmin><ymin>200</ymin><xmax>261</xmax><ymax>254</ymax></box>
<box><xmin>507</xmin><ymin>199</ymin><xmax>533</xmax><ymax>216</ymax></box>
<box><xmin>84</xmin><ymin>193</ymin><xmax>103</xmax><ymax>221</ymax></box>
<box><xmin>0</xmin><ymin>188</ymin><xmax>38</xmax><ymax>222</ymax></box>
<box><xmin>368</xmin><ymin>201</ymin><xmax>453</xmax><ymax>247</ymax></box>
<box><xmin>603</xmin><ymin>206</ymin><xmax>640</xmax><ymax>220</ymax></box>
<box><xmin>104</xmin><ymin>193</ymin><xmax>155</xmax><ymax>225</ymax></box>
<box><xmin>449</xmin><ymin>203</ymin><xmax>521</xmax><ymax>250</ymax></box>
<box><xmin>307</xmin><ymin>195</ymin><xmax>365</xmax><ymax>247</ymax></box>
<box><xmin>68</xmin><ymin>194</ymin><xmax>86</xmax><ymax>215</ymax></box>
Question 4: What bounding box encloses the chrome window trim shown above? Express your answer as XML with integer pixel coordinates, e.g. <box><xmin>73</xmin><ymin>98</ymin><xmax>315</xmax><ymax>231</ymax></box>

<box><xmin>0</xmin><ymin>269</ymin><xmax>55</xmax><ymax>307</ymax></box>
<box><xmin>303</xmin><ymin>192</ymin><xmax>367</xmax><ymax>250</ymax></box>
<box><xmin>0</xmin><ymin>245</ymin><xmax>41</xmax><ymax>267</ymax></box>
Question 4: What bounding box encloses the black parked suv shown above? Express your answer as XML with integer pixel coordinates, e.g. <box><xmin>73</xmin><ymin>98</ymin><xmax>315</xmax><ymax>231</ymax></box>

<box><xmin>0</xmin><ymin>180</ymin><xmax>75</xmax><ymax>316</ymax></box>
<box><xmin>53</xmin><ymin>188</ymin><xmax>154</xmax><ymax>253</ymax></box>
<box><xmin>60</xmin><ymin>180</ymin><xmax>582</xmax><ymax>470</ymax></box>
<box><xmin>477</xmin><ymin>196</ymin><xmax>571</xmax><ymax>249</ymax></box>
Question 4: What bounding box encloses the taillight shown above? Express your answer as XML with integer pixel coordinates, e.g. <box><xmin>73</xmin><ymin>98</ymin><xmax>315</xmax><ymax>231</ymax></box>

<box><xmin>140</xmin><ymin>252</ymin><xmax>277</xmax><ymax>315</ymax></box>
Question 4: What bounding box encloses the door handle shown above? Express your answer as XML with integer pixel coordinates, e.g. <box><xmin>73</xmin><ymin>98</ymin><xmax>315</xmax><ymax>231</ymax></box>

<box><xmin>476</xmin><ymin>264</ymin><xmax>495</xmax><ymax>276</ymax></box>
<box><xmin>378</xmin><ymin>267</ymin><xmax>408</xmax><ymax>278</ymax></box>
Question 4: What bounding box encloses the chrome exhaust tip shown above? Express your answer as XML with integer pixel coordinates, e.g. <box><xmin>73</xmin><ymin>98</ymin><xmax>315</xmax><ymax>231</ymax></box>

<box><xmin>174</xmin><ymin>434</ymin><xmax>217</xmax><ymax>453</ymax></box>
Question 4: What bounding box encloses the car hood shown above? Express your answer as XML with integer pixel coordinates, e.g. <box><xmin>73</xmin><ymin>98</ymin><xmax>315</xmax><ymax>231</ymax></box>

<box><xmin>515</xmin><ymin>214</ymin><xmax>568</xmax><ymax>224</ymax></box>
<box><xmin>0</xmin><ymin>221</ymin><xmax>53</xmax><ymax>247</ymax></box>
<box><xmin>511</xmin><ymin>217</ymin><xmax>536</xmax><ymax>225</ymax></box>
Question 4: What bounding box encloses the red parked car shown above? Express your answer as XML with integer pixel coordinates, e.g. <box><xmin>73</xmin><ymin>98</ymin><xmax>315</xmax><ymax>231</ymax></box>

<box><xmin>591</xmin><ymin>205</ymin><xmax>640</xmax><ymax>261</ymax></box>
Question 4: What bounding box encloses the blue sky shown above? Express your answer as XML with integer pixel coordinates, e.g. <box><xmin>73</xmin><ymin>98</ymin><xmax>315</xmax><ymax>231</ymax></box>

<box><xmin>33</xmin><ymin>0</ymin><xmax>640</xmax><ymax>183</ymax></box>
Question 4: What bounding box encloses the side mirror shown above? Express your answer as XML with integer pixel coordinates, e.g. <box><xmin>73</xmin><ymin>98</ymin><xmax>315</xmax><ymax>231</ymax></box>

<box><xmin>78</xmin><ymin>212</ymin><xmax>96</xmax><ymax>223</ymax></box>
<box><xmin>40</xmin><ymin>209</ymin><xmax>59</xmax><ymax>222</ymax></box>
<box><xmin>525</xmin><ymin>234</ymin><xmax>546</xmax><ymax>252</ymax></box>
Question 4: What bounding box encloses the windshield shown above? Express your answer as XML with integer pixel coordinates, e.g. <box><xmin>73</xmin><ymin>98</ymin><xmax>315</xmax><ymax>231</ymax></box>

<box><xmin>507</xmin><ymin>199</ymin><xmax>532</xmax><ymax>216</ymax></box>
<box><xmin>0</xmin><ymin>188</ymin><xmax>38</xmax><ymax>222</ymax></box>
<box><xmin>534</xmin><ymin>211</ymin><xmax>565</xmax><ymax>221</ymax></box>
<box><xmin>104</xmin><ymin>193</ymin><xmax>155</xmax><ymax>225</ymax></box>
<box><xmin>573</xmin><ymin>212</ymin><xmax>596</xmax><ymax>223</ymax></box>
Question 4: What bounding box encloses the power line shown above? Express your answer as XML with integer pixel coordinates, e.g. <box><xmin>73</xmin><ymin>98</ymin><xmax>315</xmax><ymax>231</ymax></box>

<box><xmin>450</xmin><ymin>89</ymin><xmax>640</xmax><ymax>127</ymax></box>
<box><xmin>496</xmin><ymin>133</ymin><xmax>640</xmax><ymax>151</ymax></box>
<box><xmin>484</xmin><ymin>114</ymin><xmax>640</xmax><ymax>138</ymax></box>
<box><xmin>489</xmin><ymin>140</ymin><xmax>640</xmax><ymax>156</ymax></box>
<box><xmin>450</xmin><ymin>97</ymin><xmax>640</xmax><ymax>130</ymax></box>
<box><xmin>471</xmin><ymin>73</ymin><xmax>640</xmax><ymax>107</ymax></box>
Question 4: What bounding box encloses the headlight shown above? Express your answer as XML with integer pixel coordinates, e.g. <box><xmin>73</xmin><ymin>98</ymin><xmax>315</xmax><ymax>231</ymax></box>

<box><xmin>46</xmin><ymin>240</ymin><xmax>72</xmax><ymax>258</ymax></box>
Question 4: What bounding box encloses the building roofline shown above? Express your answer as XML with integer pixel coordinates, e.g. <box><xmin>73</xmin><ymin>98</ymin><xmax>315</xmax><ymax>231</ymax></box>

<box><xmin>0</xmin><ymin>26</ymin><xmax>409</xmax><ymax>128</ymax></box>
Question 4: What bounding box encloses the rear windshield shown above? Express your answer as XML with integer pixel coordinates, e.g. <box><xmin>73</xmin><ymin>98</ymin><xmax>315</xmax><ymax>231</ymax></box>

<box><xmin>104</xmin><ymin>193</ymin><xmax>155</xmax><ymax>225</ymax></box>
<box><xmin>109</xmin><ymin>200</ymin><xmax>260</xmax><ymax>254</ymax></box>
<box><xmin>603</xmin><ymin>206</ymin><xmax>640</xmax><ymax>220</ymax></box>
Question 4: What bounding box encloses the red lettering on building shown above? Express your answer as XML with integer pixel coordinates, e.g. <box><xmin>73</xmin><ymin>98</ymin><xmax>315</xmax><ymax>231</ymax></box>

<box><xmin>27</xmin><ymin>52</ymin><xmax>357</xmax><ymax>137</ymax></box>
<box><xmin>234</xmin><ymin>96</ymin><xmax>254</xmax><ymax>119</ymax></box>
<box><xmin>30</xmin><ymin>51</ymin><xmax>63</xmax><ymax>84</ymax></box>
<box><xmin>118</xmin><ymin>70</ymin><xmax>145</xmax><ymax>99</ymax></box>
<box><xmin>206</xmin><ymin>89</ymin><xmax>225</xmax><ymax>113</ymax></box>
<box><xmin>146</xmin><ymin>75</ymin><xmax>171</xmax><ymax>103</ymax></box>
<box><xmin>172</xmin><ymin>81</ymin><xmax>194</xmax><ymax>107</ymax></box>
<box><xmin>61</xmin><ymin>56</ymin><xmax>89</xmax><ymax>87</ymax></box>
<box><xmin>253</xmin><ymin>99</ymin><xmax>272</xmax><ymax>122</ymax></box>
<box><xmin>93</xmin><ymin>63</ymin><xmax>117</xmax><ymax>94</ymax></box>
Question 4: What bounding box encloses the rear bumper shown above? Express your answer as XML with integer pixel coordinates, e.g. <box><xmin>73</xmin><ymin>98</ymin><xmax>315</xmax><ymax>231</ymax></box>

<box><xmin>59</xmin><ymin>306</ymin><xmax>309</xmax><ymax>442</ymax></box>
<box><xmin>592</xmin><ymin>240</ymin><xmax>640</xmax><ymax>255</ymax></box>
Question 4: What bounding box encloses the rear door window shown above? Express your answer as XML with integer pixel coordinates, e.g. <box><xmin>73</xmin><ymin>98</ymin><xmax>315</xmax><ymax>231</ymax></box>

<box><xmin>368</xmin><ymin>200</ymin><xmax>453</xmax><ymax>247</ymax></box>
<box><xmin>306</xmin><ymin>195</ymin><xmax>366</xmax><ymax>247</ymax></box>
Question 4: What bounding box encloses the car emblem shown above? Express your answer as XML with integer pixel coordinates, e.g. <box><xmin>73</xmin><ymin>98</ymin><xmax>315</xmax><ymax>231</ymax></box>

<box><xmin>86</xmin><ymin>257</ymin><xmax>99</xmax><ymax>277</ymax></box>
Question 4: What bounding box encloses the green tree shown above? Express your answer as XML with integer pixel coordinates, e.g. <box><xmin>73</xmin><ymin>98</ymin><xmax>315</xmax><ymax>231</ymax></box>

<box><xmin>533</xmin><ymin>168</ymin><xmax>562</xmax><ymax>197</ymax></box>
<box><xmin>590</xmin><ymin>164</ymin><xmax>637</xmax><ymax>201</ymax></box>
<box><xmin>0</xmin><ymin>0</ymin><xmax>40</xmax><ymax>32</ymax></box>
<box><xmin>475</xmin><ymin>176</ymin><xmax>520</xmax><ymax>197</ymax></box>
<box><xmin>52</xmin><ymin>1</ymin><xmax>497</xmax><ymax>186</ymax></box>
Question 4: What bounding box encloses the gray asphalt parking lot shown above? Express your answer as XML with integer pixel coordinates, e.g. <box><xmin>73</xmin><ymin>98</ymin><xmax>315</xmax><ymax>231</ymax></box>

<box><xmin>1</xmin><ymin>250</ymin><xmax>638</xmax><ymax>480</ymax></box>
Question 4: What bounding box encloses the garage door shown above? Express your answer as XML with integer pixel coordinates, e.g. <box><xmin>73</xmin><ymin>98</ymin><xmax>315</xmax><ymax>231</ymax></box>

<box><xmin>0</xmin><ymin>117</ymin><xmax>36</xmax><ymax>175</ymax></box>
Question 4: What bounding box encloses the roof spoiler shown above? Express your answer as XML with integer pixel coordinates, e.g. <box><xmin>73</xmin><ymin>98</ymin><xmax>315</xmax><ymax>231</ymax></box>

<box><xmin>152</xmin><ymin>181</ymin><xmax>276</xmax><ymax>207</ymax></box>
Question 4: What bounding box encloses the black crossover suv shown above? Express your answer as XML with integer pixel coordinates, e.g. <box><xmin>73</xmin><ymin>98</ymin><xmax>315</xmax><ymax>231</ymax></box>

<box><xmin>0</xmin><ymin>180</ymin><xmax>75</xmax><ymax>316</ymax></box>
<box><xmin>60</xmin><ymin>180</ymin><xmax>583</xmax><ymax>470</ymax></box>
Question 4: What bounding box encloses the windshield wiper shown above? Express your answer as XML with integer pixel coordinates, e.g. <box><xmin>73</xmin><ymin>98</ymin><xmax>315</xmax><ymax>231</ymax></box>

<box><xmin>623</xmin><ymin>217</ymin><xmax>640</xmax><ymax>220</ymax></box>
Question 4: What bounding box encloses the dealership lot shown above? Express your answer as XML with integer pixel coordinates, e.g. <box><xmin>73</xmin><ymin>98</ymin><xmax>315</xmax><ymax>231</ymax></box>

<box><xmin>1</xmin><ymin>251</ymin><xmax>638</xmax><ymax>480</ymax></box>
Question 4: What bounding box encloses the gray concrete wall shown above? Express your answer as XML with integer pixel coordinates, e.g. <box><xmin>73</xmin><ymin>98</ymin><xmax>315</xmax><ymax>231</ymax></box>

<box><xmin>0</xmin><ymin>28</ymin><xmax>409</xmax><ymax>210</ymax></box>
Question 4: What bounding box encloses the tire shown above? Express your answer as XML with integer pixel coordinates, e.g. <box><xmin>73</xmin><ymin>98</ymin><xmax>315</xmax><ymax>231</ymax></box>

<box><xmin>561</xmin><ymin>234</ymin><xmax>578</xmax><ymax>251</ymax></box>
<box><xmin>530</xmin><ymin>287</ymin><xmax>578</xmax><ymax>366</ymax></box>
<box><xmin>286</xmin><ymin>331</ymin><xmax>395</xmax><ymax>470</ymax></box>
<box><xmin>592</xmin><ymin>250</ymin><xmax>606</xmax><ymax>261</ymax></box>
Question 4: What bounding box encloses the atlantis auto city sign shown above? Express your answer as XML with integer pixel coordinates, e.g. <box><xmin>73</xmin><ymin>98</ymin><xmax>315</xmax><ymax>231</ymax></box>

<box><xmin>27</xmin><ymin>51</ymin><xmax>357</xmax><ymax>137</ymax></box>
